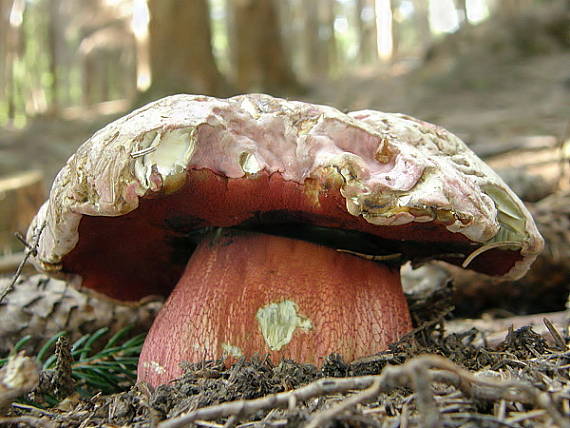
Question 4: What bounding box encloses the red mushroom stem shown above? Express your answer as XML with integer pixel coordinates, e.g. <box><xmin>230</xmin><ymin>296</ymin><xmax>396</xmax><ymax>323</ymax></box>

<box><xmin>138</xmin><ymin>229</ymin><xmax>412</xmax><ymax>386</ymax></box>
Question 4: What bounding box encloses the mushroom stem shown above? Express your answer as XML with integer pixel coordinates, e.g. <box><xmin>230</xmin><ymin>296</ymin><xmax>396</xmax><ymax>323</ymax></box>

<box><xmin>138</xmin><ymin>230</ymin><xmax>412</xmax><ymax>387</ymax></box>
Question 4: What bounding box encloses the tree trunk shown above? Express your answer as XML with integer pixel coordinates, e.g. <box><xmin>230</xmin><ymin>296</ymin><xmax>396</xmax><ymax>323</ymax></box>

<box><xmin>390</xmin><ymin>0</ymin><xmax>400</xmax><ymax>62</ymax></box>
<box><xmin>412</xmin><ymin>0</ymin><xmax>431</xmax><ymax>54</ymax></box>
<box><xmin>322</xmin><ymin>0</ymin><xmax>338</xmax><ymax>74</ymax></box>
<box><xmin>3</xmin><ymin>0</ymin><xmax>24</xmax><ymax>124</ymax></box>
<box><xmin>0</xmin><ymin>0</ymin><xmax>10</xmax><ymax>108</ymax></box>
<box><xmin>301</xmin><ymin>0</ymin><xmax>337</xmax><ymax>79</ymax></box>
<box><xmin>375</xmin><ymin>0</ymin><xmax>394</xmax><ymax>63</ymax></box>
<box><xmin>274</xmin><ymin>0</ymin><xmax>295</xmax><ymax>73</ymax></box>
<box><xmin>355</xmin><ymin>0</ymin><xmax>378</xmax><ymax>65</ymax></box>
<box><xmin>228</xmin><ymin>0</ymin><xmax>300</xmax><ymax>95</ymax></box>
<box><xmin>147</xmin><ymin>0</ymin><xmax>227</xmax><ymax>98</ymax></box>
<box><xmin>0</xmin><ymin>170</ymin><xmax>45</xmax><ymax>253</ymax></box>
<box><xmin>303</xmin><ymin>0</ymin><xmax>321</xmax><ymax>78</ymax></box>
<box><xmin>47</xmin><ymin>0</ymin><xmax>61</xmax><ymax>114</ymax></box>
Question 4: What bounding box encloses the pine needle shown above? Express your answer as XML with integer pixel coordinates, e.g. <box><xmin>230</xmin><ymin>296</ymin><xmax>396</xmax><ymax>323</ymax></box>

<box><xmin>0</xmin><ymin>325</ymin><xmax>145</xmax><ymax>403</ymax></box>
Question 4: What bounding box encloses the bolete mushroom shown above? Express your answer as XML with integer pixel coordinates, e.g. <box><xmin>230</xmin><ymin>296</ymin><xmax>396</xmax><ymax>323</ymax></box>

<box><xmin>27</xmin><ymin>94</ymin><xmax>543</xmax><ymax>387</ymax></box>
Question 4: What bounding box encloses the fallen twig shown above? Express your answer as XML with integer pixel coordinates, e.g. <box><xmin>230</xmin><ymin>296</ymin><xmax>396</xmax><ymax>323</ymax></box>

<box><xmin>543</xmin><ymin>317</ymin><xmax>567</xmax><ymax>350</ymax></box>
<box><xmin>0</xmin><ymin>222</ymin><xmax>45</xmax><ymax>305</ymax></box>
<box><xmin>159</xmin><ymin>354</ymin><xmax>570</xmax><ymax>428</ymax></box>
<box><xmin>304</xmin><ymin>377</ymin><xmax>383</xmax><ymax>428</ymax></box>
<box><xmin>0</xmin><ymin>415</ymin><xmax>55</xmax><ymax>427</ymax></box>
<box><xmin>159</xmin><ymin>374</ymin><xmax>378</xmax><ymax>428</ymax></box>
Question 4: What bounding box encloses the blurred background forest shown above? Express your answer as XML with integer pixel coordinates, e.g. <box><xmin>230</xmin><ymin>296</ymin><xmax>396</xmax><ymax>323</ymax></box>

<box><xmin>0</xmin><ymin>0</ymin><xmax>569</xmax><ymax>254</ymax></box>
<box><xmin>1</xmin><ymin>0</ymin><xmax>568</xmax><ymax>125</ymax></box>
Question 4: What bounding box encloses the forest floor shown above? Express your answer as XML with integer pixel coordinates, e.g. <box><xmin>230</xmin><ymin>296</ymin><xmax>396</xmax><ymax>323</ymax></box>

<box><xmin>309</xmin><ymin>51</ymin><xmax>570</xmax><ymax>151</ymax></box>
<box><xmin>1</xmin><ymin>284</ymin><xmax>569</xmax><ymax>427</ymax></box>
<box><xmin>1</xmin><ymin>44</ymin><xmax>570</xmax><ymax>427</ymax></box>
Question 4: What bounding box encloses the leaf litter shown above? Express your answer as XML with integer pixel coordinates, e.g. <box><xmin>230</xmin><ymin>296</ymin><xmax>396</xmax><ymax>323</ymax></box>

<box><xmin>1</xmin><ymin>280</ymin><xmax>568</xmax><ymax>428</ymax></box>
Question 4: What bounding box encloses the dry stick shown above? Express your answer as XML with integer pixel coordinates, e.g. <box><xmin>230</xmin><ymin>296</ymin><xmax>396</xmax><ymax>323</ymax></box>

<box><xmin>506</xmin><ymin>409</ymin><xmax>548</xmax><ymax>425</ymax></box>
<box><xmin>194</xmin><ymin>421</ymin><xmax>225</xmax><ymax>428</ymax></box>
<box><xmin>448</xmin><ymin>412</ymin><xmax>519</xmax><ymax>428</ymax></box>
<box><xmin>0</xmin><ymin>416</ymin><xmax>55</xmax><ymax>427</ymax></box>
<box><xmin>410</xmin><ymin>362</ymin><xmax>441</xmax><ymax>428</ymax></box>
<box><xmin>0</xmin><ymin>222</ymin><xmax>45</xmax><ymax>304</ymax></box>
<box><xmin>558</xmin><ymin>118</ymin><xmax>570</xmax><ymax>185</ymax></box>
<box><xmin>543</xmin><ymin>317</ymin><xmax>567</xmax><ymax>350</ymax></box>
<box><xmin>159</xmin><ymin>354</ymin><xmax>570</xmax><ymax>428</ymax></box>
<box><xmin>159</xmin><ymin>375</ymin><xmax>379</xmax><ymax>428</ymax></box>
<box><xmin>427</xmin><ymin>362</ymin><xmax>570</xmax><ymax>428</ymax></box>
<box><xmin>222</xmin><ymin>415</ymin><xmax>238</xmax><ymax>428</ymax></box>
<box><xmin>309</xmin><ymin>358</ymin><xmax>441</xmax><ymax>428</ymax></box>
<box><xmin>304</xmin><ymin>377</ymin><xmax>383</xmax><ymax>428</ymax></box>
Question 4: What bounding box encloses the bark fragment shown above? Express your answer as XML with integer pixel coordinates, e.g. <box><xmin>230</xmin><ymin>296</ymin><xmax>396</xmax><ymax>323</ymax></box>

<box><xmin>0</xmin><ymin>274</ymin><xmax>162</xmax><ymax>354</ymax></box>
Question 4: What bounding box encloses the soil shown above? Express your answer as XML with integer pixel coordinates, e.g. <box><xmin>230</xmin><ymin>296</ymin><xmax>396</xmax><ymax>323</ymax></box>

<box><xmin>4</xmin><ymin>301</ymin><xmax>569</xmax><ymax>427</ymax></box>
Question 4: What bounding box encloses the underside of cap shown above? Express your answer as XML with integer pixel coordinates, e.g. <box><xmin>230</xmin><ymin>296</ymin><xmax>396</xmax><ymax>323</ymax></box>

<box><xmin>28</xmin><ymin>94</ymin><xmax>543</xmax><ymax>300</ymax></box>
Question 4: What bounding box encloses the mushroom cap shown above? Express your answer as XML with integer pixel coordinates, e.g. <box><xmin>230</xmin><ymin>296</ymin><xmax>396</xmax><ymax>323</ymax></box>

<box><xmin>28</xmin><ymin>94</ymin><xmax>543</xmax><ymax>300</ymax></box>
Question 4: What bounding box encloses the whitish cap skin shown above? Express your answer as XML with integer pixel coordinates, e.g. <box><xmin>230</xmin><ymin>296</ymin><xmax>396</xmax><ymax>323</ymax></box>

<box><xmin>28</xmin><ymin>94</ymin><xmax>543</xmax><ymax>282</ymax></box>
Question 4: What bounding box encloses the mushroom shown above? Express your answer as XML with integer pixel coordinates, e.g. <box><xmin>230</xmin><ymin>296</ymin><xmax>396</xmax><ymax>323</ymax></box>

<box><xmin>27</xmin><ymin>94</ymin><xmax>543</xmax><ymax>387</ymax></box>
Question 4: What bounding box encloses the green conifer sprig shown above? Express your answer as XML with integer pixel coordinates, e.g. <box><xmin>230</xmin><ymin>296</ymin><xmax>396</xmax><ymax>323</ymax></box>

<box><xmin>1</xmin><ymin>326</ymin><xmax>144</xmax><ymax>399</ymax></box>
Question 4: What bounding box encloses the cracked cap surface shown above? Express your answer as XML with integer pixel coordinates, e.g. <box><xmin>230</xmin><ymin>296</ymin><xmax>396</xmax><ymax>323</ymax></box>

<box><xmin>28</xmin><ymin>94</ymin><xmax>543</xmax><ymax>299</ymax></box>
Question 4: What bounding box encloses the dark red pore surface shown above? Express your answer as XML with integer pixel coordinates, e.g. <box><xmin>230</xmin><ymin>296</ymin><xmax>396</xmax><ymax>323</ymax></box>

<box><xmin>63</xmin><ymin>169</ymin><xmax>522</xmax><ymax>301</ymax></box>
